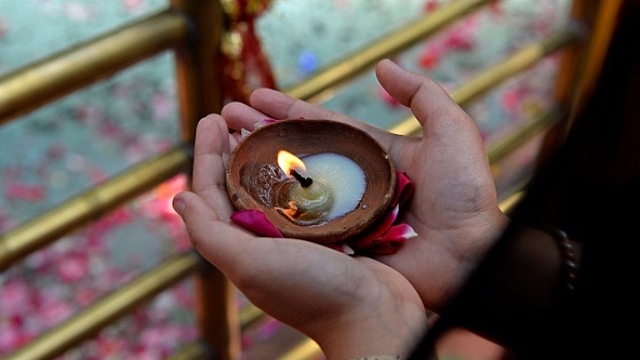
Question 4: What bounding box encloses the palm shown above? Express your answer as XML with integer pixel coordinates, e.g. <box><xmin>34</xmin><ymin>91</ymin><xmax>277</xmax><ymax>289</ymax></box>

<box><xmin>214</xmin><ymin>234</ymin><xmax>425</xmax><ymax>347</ymax></box>
<box><xmin>379</xmin><ymin>123</ymin><xmax>506</xmax><ymax>311</ymax></box>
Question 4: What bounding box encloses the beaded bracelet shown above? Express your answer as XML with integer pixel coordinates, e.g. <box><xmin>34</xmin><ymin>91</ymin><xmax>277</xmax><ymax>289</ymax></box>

<box><xmin>543</xmin><ymin>227</ymin><xmax>579</xmax><ymax>294</ymax></box>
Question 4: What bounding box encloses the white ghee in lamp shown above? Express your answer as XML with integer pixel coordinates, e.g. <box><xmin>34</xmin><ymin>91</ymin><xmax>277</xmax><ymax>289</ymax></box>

<box><xmin>302</xmin><ymin>152</ymin><xmax>366</xmax><ymax>221</ymax></box>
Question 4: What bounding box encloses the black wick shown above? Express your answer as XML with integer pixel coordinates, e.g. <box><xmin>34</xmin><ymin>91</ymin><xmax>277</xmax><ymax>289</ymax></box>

<box><xmin>290</xmin><ymin>169</ymin><xmax>313</xmax><ymax>188</ymax></box>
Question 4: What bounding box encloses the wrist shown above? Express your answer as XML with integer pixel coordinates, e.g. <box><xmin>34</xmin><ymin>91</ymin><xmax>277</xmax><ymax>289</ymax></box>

<box><xmin>312</xmin><ymin>281</ymin><xmax>428</xmax><ymax>360</ymax></box>
<box><xmin>316</xmin><ymin>311</ymin><xmax>426</xmax><ymax>360</ymax></box>
<box><xmin>542</xmin><ymin>226</ymin><xmax>581</xmax><ymax>297</ymax></box>
<box><xmin>445</xmin><ymin>223</ymin><xmax>581</xmax><ymax>351</ymax></box>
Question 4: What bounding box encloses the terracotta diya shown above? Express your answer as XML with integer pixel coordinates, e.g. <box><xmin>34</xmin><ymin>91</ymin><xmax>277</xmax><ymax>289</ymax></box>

<box><xmin>225</xmin><ymin>119</ymin><xmax>396</xmax><ymax>244</ymax></box>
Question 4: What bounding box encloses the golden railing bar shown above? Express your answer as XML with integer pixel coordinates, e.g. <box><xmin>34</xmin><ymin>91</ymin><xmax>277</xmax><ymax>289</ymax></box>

<box><xmin>486</xmin><ymin>106</ymin><xmax>565</xmax><ymax>164</ymax></box>
<box><xmin>239</xmin><ymin>303</ymin><xmax>266</xmax><ymax>330</ymax></box>
<box><xmin>452</xmin><ymin>29</ymin><xmax>578</xmax><ymax>106</ymax></box>
<box><xmin>277</xmin><ymin>339</ymin><xmax>322</xmax><ymax>360</ymax></box>
<box><xmin>166</xmin><ymin>341</ymin><xmax>215</xmax><ymax>360</ymax></box>
<box><xmin>389</xmin><ymin>28</ymin><xmax>579</xmax><ymax>136</ymax></box>
<box><xmin>555</xmin><ymin>0</ymin><xmax>622</xmax><ymax>128</ymax></box>
<box><xmin>283</xmin><ymin>0</ymin><xmax>492</xmax><ymax>102</ymax></box>
<box><xmin>3</xmin><ymin>251</ymin><xmax>201</xmax><ymax>360</ymax></box>
<box><xmin>499</xmin><ymin>186</ymin><xmax>527</xmax><ymax>214</ymax></box>
<box><xmin>0</xmin><ymin>9</ymin><xmax>189</xmax><ymax>125</ymax></box>
<box><xmin>0</xmin><ymin>147</ymin><xmax>190</xmax><ymax>271</ymax></box>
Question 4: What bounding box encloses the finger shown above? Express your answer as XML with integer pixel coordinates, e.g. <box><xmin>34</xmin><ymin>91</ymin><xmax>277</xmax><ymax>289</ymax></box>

<box><xmin>250</xmin><ymin>88</ymin><xmax>338</xmax><ymax>121</ymax></box>
<box><xmin>375</xmin><ymin>59</ymin><xmax>478</xmax><ymax>139</ymax></box>
<box><xmin>191</xmin><ymin>114</ymin><xmax>235</xmax><ymax>218</ymax></box>
<box><xmin>248</xmin><ymin>88</ymin><xmax>397</xmax><ymax>147</ymax></box>
<box><xmin>220</xmin><ymin>101</ymin><xmax>272</xmax><ymax>132</ymax></box>
<box><xmin>221</xmin><ymin>96</ymin><xmax>379</xmax><ymax>140</ymax></box>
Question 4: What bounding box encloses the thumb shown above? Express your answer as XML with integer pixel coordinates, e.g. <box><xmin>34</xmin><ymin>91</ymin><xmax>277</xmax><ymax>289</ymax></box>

<box><xmin>173</xmin><ymin>191</ymin><xmax>303</xmax><ymax>290</ymax></box>
<box><xmin>173</xmin><ymin>190</ymin><xmax>221</xmax><ymax>224</ymax></box>
<box><xmin>172</xmin><ymin>190</ymin><xmax>248</xmax><ymax>269</ymax></box>
<box><xmin>375</xmin><ymin>59</ymin><xmax>472</xmax><ymax>136</ymax></box>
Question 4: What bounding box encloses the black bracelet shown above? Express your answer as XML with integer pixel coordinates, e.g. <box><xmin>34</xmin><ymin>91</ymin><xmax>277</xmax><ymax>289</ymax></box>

<box><xmin>543</xmin><ymin>227</ymin><xmax>579</xmax><ymax>294</ymax></box>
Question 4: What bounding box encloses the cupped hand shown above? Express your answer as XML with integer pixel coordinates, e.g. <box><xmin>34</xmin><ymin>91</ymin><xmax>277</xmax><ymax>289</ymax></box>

<box><xmin>219</xmin><ymin>59</ymin><xmax>510</xmax><ymax>312</ymax></box>
<box><xmin>173</xmin><ymin>115</ymin><xmax>426</xmax><ymax>359</ymax></box>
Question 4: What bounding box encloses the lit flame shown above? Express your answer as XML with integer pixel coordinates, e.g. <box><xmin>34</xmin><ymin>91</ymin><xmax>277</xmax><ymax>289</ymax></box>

<box><xmin>277</xmin><ymin>150</ymin><xmax>307</xmax><ymax>177</ymax></box>
<box><xmin>277</xmin><ymin>200</ymin><xmax>299</xmax><ymax>218</ymax></box>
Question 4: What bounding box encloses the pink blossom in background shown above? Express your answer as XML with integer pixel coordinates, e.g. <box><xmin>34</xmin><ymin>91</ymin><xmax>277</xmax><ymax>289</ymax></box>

<box><xmin>423</xmin><ymin>0</ymin><xmax>439</xmax><ymax>12</ymax></box>
<box><xmin>73</xmin><ymin>104</ymin><xmax>101</xmax><ymax>123</ymax></box>
<box><xmin>0</xmin><ymin>16</ymin><xmax>7</xmax><ymax>38</ymax></box>
<box><xmin>152</xmin><ymin>92</ymin><xmax>174</xmax><ymax>119</ymax></box>
<box><xmin>45</xmin><ymin>143</ymin><xmax>66</xmax><ymax>161</ymax></box>
<box><xmin>40</xmin><ymin>298</ymin><xmax>74</xmax><ymax>327</ymax></box>
<box><xmin>0</xmin><ymin>325</ymin><xmax>36</xmax><ymax>354</ymax></box>
<box><xmin>501</xmin><ymin>86</ymin><xmax>525</xmax><ymax>117</ymax></box>
<box><xmin>443</xmin><ymin>16</ymin><xmax>478</xmax><ymax>51</ymax></box>
<box><xmin>418</xmin><ymin>44</ymin><xmax>442</xmax><ymax>70</ymax></box>
<box><xmin>64</xmin><ymin>2</ymin><xmax>94</xmax><ymax>21</ymax></box>
<box><xmin>377</xmin><ymin>86</ymin><xmax>400</xmax><ymax>107</ymax></box>
<box><xmin>255</xmin><ymin>318</ymin><xmax>281</xmax><ymax>340</ymax></box>
<box><xmin>140</xmin><ymin>174</ymin><xmax>190</xmax><ymax>250</ymax></box>
<box><xmin>1</xmin><ymin>281</ymin><xmax>31</xmax><ymax>316</ymax></box>
<box><xmin>4</xmin><ymin>183</ymin><xmax>46</xmax><ymax>202</ymax></box>
<box><xmin>75</xmin><ymin>287</ymin><xmax>98</xmax><ymax>306</ymax></box>
<box><xmin>122</xmin><ymin>0</ymin><xmax>146</xmax><ymax>14</ymax></box>
<box><xmin>55</xmin><ymin>251</ymin><xmax>90</xmax><ymax>283</ymax></box>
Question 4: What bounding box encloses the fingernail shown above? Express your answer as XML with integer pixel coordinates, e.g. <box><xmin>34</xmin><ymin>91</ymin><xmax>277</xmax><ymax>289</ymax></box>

<box><xmin>173</xmin><ymin>196</ymin><xmax>186</xmax><ymax>215</ymax></box>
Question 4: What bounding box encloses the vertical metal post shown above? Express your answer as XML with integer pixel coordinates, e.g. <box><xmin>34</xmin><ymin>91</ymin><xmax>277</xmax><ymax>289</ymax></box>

<box><xmin>169</xmin><ymin>1</ymin><xmax>241</xmax><ymax>360</ymax></box>
<box><xmin>540</xmin><ymin>0</ymin><xmax>623</xmax><ymax>163</ymax></box>
<box><xmin>171</xmin><ymin>0</ymin><xmax>225</xmax><ymax>143</ymax></box>
<box><xmin>552</xmin><ymin>0</ymin><xmax>623</xmax><ymax>134</ymax></box>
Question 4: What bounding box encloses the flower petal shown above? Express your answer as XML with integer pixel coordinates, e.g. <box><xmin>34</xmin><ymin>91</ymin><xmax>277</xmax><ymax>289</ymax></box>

<box><xmin>347</xmin><ymin>204</ymin><xmax>399</xmax><ymax>250</ymax></box>
<box><xmin>394</xmin><ymin>171</ymin><xmax>415</xmax><ymax>205</ymax></box>
<box><xmin>381</xmin><ymin>223</ymin><xmax>418</xmax><ymax>242</ymax></box>
<box><xmin>230</xmin><ymin>209</ymin><xmax>283</xmax><ymax>238</ymax></box>
<box><xmin>253</xmin><ymin>118</ymin><xmax>278</xmax><ymax>130</ymax></box>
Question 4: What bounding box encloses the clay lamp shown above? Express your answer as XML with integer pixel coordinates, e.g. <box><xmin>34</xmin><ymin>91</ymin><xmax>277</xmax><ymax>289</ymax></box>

<box><xmin>225</xmin><ymin>119</ymin><xmax>397</xmax><ymax>244</ymax></box>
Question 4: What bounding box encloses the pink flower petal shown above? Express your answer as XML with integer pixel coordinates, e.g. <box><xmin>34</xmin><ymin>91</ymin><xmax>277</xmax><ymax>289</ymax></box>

<box><xmin>348</xmin><ymin>204</ymin><xmax>399</xmax><ymax>250</ymax></box>
<box><xmin>253</xmin><ymin>118</ymin><xmax>278</xmax><ymax>130</ymax></box>
<box><xmin>393</xmin><ymin>171</ymin><xmax>415</xmax><ymax>205</ymax></box>
<box><xmin>381</xmin><ymin>223</ymin><xmax>418</xmax><ymax>241</ymax></box>
<box><xmin>5</xmin><ymin>183</ymin><xmax>46</xmax><ymax>201</ymax></box>
<box><xmin>358</xmin><ymin>238</ymin><xmax>404</xmax><ymax>255</ymax></box>
<box><xmin>345</xmin><ymin>171</ymin><xmax>416</xmax><ymax>254</ymax></box>
<box><xmin>230</xmin><ymin>209</ymin><xmax>284</xmax><ymax>238</ymax></box>
<box><xmin>358</xmin><ymin>223</ymin><xmax>417</xmax><ymax>255</ymax></box>
<box><xmin>378</xmin><ymin>86</ymin><xmax>400</xmax><ymax>107</ymax></box>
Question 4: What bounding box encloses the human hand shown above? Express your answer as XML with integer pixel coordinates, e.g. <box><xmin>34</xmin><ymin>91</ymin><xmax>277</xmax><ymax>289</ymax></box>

<box><xmin>172</xmin><ymin>115</ymin><xmax>427</xmax><ymax>359</ymax></box>
<box><xmin>219</xmin><ymin>59</ymin><xmax>510</xmax><ymax>312</ymax></box>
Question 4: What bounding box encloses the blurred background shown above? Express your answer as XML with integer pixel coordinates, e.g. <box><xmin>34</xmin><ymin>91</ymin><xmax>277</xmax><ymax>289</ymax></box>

<box><xmin>1</xmin><ymin>0</ymin><xmax>571</xmax><ymax>359</ymax></box>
